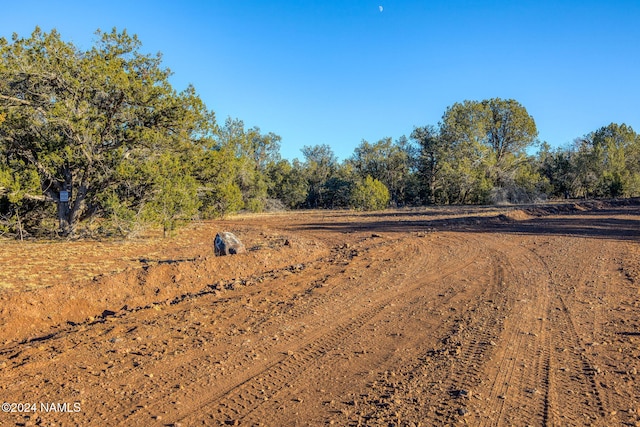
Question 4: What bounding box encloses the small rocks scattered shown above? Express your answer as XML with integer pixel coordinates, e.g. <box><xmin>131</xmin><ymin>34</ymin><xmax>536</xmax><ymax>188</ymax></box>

<box><xmin>450</xmin><ymin>389</ymin><xmax>469</xmax><ymax>398</ymax></box>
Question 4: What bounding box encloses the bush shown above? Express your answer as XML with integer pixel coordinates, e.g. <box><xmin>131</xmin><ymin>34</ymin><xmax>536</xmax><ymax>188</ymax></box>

<box><xmin>246</xmin><ymin>197</ymin><xmax>265</xmax><ymax>213</ymax></box>
<box><xmin>199</xmin><ymin>181</ymin><xmax>244</xmax><ymax>219</ymax></box>
<box><xmin>349</xmin><ymin>176</ymin><xmax>390</xmax><ymax>211</ymax></box>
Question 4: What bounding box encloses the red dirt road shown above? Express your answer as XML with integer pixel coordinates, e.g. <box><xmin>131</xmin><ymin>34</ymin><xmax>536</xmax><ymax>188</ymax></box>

<box><xmin>0</xmin><ymin>201</ymin><xmax>639</xmax><ymax>426</ymax></box>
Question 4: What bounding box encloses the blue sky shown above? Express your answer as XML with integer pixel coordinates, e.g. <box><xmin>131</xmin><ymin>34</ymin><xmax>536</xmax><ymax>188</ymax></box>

<box><xmin>2</xmin><ymin>1</ymin><xmax>639</xmax><ymax>160</ymax></box>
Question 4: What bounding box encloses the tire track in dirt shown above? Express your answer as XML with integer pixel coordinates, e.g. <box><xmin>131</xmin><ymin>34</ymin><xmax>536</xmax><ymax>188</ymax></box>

<box><xmin>162</xmin><ymin>233</ymin><xmax>484</xmax><ymax>426</ymax></box>
<box><xmin>549</xmin><ymin>294</ymin><xmax>608</xmax><ymax>425</ymax></box>
<box><xmin>251</xmin><ymin>235</ymin><xmax>491</xmax><ymax>426</ymax></box>
<box><xmin>420</xmin><ymin>246</ymin><xmax>512</xmax><ymax>426</ymax></box>
<box><xmin>471</xmin><ymin>239</ymin><xmax>552</xmax><ymax>427</ymax></box>
<box><xmin>519</xmin><ymin>236</ymin><xmax>617</xmax><ymax>427</ymax></box>
<box><xmin>190</xmin><ymin>303</ymin><xmax>388</xmax><ymax>426</ymax></box>
<box><xmin>318</xmin><ymin>234</ymin><xmax>501</xmax><ymax>426</ymax></box>
<box><xmin>541</xmin><ymin>238</ymin><xmax>613</xmax><ymax>426</ymax></box>
<box><xmin>113</xmin><ymin>242</ymin><xmax>391</xmax><ymax>420</ymax></box>
<box><xmin>0</xmin><ymin>241</ymin><xmax>359</xmax><ymax>426</ymax></box>
<box><xmin>362</xmin><ymin>234</ymin><xmax>555</xmax><ymax>427</ymax></box>
<box><xmin>517</xmin><ymin>244</ymin><xmax>556</xmax><ymax>427</ymax></box>
<box><xmin>470</xmin><ymin>234</ymin><xmax>614</xmax><ymax>427</ymax></box>
<box><xmin>102</xmin><ymin>245</ymin><xmax>378</xmax><ymax>425</ymax></box>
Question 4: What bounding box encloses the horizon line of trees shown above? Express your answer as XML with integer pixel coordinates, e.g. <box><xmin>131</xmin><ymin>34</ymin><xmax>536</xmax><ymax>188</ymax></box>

<box><xmin>1</xmin><ymin>28</ymin><xmax>639</xmax><ymax>239</ymax></box>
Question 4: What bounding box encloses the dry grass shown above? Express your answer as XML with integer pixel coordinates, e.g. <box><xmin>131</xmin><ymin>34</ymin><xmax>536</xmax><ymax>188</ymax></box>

<box><xmin>0</xmin><ymin>223</ymin><xmax>213</xmax><ymax>292</ymax></box>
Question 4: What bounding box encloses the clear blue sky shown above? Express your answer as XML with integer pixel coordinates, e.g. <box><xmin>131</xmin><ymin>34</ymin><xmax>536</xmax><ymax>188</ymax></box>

<box><xmin>2</xmin><ymin>1</ymin><xmax>639</xmax><ymax>161</ymax></box>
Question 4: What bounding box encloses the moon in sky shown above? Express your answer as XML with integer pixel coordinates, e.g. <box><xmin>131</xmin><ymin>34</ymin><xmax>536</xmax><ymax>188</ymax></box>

<box><xmin>379</xmin><ymin>5</ymin><xmax>383</xmax><ymax>12</ymax></box>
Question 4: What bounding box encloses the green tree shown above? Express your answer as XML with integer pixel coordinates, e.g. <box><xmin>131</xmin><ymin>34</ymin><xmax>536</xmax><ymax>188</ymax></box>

<box><xmin>96</xmin><ymin>144</ymin><xmax>204</xmax><ymax>237</ymax></box>
<box><xmin>349</xmin><ymin>175</ymin><xmax>390</xmax><ymax>211</ymax></box>
<box><xmin>492</xmin><ymin>154</ymin><xmax>548</xmax><ymax>204</ymax></box>
<box><xmin>350</xmin><ymin>137</ymin><xmax>412</xmax><ymax>205</ymax></box>
<box><xmin>323</xmin><ymin>162</ymin><xmax>356</xmax><ymax>209</ymax></box>
<box><xmin>216</xmin><ymin>118</ymin><xmax>280</xmax><ymax>212</ymax></box>
<box><xmin>301</xmin><ymin>144</ymin><xmax>338</xmax><ymax>208</ymax></box>
<box><xmin>440</xmin><ymin>153</ymin><xmax>493</xmax><ymax>204</ymax></box>
<box><xmin>0</xmin><ymin>27</ymin><xmax>214</xmax><ymax>236</ymax></box>
<box><xmin>483</xmin><ymin>98</ymin><xmax>538</xmax><ymax>165</ymax></box>
<box><xmin>0</xmin><ymin>161</ymin><xmax>41</xmax><ymax>239</ymax></box>
<box><xmin>440</xmin><ymin>98</ymin><xmax>538</xmax><ymax>203</ymax></box>
<box><xmin>571</xmin><ymin>123</ymin><xmax>640</xmax><ymax>198</ymax></box>
<box><xmin>410</xmin><ymin>125</ymin><xmax>449</xmax><ymax>204</ymax></box>
<box><xmin>195</xmin><ymin>147</ymin><xmax>244</xmax><ymax>218</ymax></box>
<box><xmin>592</xmin><ymin>123</ymin><xmax>640</xmax><ymax>197</ymax></box>
<box><xmin>266</xmin><ymin>159</ymin><xmax>308</xmax><ymax>208</ymax></box>
<box><xmin>537</xmin><ymin>142</ymin><xmax>573</xmax><ymax>199</ymax></box>
<box><xmin>571</xmin><ymin>137</ymin><xmax>601</xmax><ymax>198</ymax></box>
<box><xmin>140</xmin><ymin>152</ymin><xmax>201</xmax><ymax>237</ymax></box>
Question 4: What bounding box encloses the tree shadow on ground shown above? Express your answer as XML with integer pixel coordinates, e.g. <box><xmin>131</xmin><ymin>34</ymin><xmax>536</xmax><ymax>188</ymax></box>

<box><xmin>291</xmin><ymin>205</ymin><xmax>640</xmax><ymax>243</ymax></box>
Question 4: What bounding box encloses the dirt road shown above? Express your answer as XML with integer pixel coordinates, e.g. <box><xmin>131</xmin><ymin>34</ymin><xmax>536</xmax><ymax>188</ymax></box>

<box><xmin>1</xmin><ymin>202</ymin><xmax>639</xmax><ymax>426</ymax></box>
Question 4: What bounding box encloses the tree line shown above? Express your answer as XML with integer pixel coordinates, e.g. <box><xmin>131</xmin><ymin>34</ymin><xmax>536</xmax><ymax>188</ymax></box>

<box><xmin>1</xmin><ymin>28</ymin><xmax>639</xmax><ymax>239</ymax></box>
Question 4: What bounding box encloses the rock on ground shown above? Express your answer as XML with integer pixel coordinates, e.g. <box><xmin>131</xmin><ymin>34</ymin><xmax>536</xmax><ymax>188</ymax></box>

<box><xmin>214</xmin><ymin>232</ymin><xmax>246</xmax><ymax>256</ymax></box>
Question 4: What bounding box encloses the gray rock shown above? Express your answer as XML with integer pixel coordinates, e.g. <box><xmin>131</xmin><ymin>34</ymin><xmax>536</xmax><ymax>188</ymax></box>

<box><xmin>214</xmin><ymin>232</ymin><xmax>246</xmax><ymax>256</ymax></box>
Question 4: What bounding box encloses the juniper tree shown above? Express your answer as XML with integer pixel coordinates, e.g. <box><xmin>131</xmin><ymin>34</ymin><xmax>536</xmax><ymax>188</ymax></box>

<box><xmin>0</xmin><ymin>27</ymin><xmax>213</xmax><ymax>236</ymax></box>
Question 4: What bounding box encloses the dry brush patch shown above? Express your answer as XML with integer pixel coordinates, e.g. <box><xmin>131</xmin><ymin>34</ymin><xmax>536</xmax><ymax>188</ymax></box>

<box><xmin>0</xmin><ymin>226</ymin><xmax>208</xmax><ymax>292</ymax></box>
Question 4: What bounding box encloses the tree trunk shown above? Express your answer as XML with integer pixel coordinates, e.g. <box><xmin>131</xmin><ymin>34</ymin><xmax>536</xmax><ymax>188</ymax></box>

<box><xmin>57</xmin><ymin>166</ymin><xmax>73</xmax><ymax>237</ymax></box>
<box><xmin>15</xmin><ymin>211</ymin><xmax>24</xmax><ymax>241</ymax></box>
<box><xmin>429</xmin><ymin>173</ymin><xmax>436</xmax><ymax>205</ymax></box>
<box><xmin>57</xmin><ymin>196</ymin><xmax>71</xmax><ymax>237</ymax></box>
<box><xmin>68</xmin><ymin>182</ymin><xmax>89</xmax><ymax>236</ymax></box>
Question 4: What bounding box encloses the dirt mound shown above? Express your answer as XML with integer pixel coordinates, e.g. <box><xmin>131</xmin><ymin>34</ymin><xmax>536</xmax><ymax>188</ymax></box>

<box><xmin>521</xmin><ymin>198</ymin><xmax>640</xmax><ymax>217</ymax></box>
<box><xmin>501</xmin><ymin>209</ymin><xmax>532</xmax><ymax>221</ymax></box>
<box><xmin>0</xmin><ymin>230</ymin><xmax>326</xmax><ymax>343</ymax></box>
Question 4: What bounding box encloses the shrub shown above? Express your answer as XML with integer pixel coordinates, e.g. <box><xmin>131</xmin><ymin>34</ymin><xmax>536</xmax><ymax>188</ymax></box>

<box><xmin>349</xmin><ymin>176</ymin><xmax>390</xmax><ymax>211</ymax></box>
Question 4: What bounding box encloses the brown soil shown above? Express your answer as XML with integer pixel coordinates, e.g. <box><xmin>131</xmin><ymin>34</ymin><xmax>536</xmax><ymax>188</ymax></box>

<box><xmin>1</xmin><ymin>200</ymin><xmax>639</xmax><ymax>426</ymax></box>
